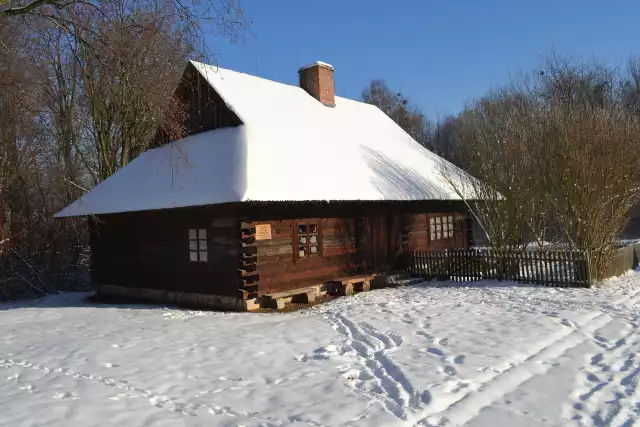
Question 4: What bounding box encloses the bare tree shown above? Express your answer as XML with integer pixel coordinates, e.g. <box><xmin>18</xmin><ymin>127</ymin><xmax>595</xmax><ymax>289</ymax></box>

<box><xmin>72</xmin><ymin>5</ymin><xmax>191</xmax><ymax>181</ymax></box>
<box><xmin>443</xmin><ymin>54</ymin><xmax>640</xmax><ymax>280</ymax></box>
<box><xmin>1</xmin><ymin>0</ymin><xmax>250</xmax><ymax>47</ymax></box>
<box><xmin>362</xmin><ymin>79</ymin><xmax>434</xmax><ymax>150</ymax></box>
<box><xmin>445</xmin><ymin>88</ymin><xmax>546</xmax><ymax>251</ymax></box>
<box><xmin>620</xmin><ymin>56</ymin><xmax>640</xmax><ymax>115</ymax></box>
<box><xmin>0</xmin><ymin>0</ymin><xmax>248</xmax><ymax>300</ymax></box>
<box><xmin>538</xmin><ymin>53</ymin><xmax>617</xmax><ymax>110</ymax></box>
<box><xmin>540</xmin><ymin>105</ymin><xmax>640</xmax><ymax>278</ymax></box>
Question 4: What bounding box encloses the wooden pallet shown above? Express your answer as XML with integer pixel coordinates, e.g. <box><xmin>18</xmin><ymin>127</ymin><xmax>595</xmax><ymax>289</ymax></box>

<box><xmin>326</xmin><ymin>275</ymin><xmax>374</xmax><ymax>296</ymax></box>
<box><xmin>260</xmin><ymin>286</ymin><xmax>318</xmax><ymax>310</ymax></box>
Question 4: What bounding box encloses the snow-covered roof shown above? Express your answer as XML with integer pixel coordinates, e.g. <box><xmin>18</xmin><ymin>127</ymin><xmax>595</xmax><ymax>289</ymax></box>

<box><xmin>56</xmin><ymin>60</ymin><xmax>475</xmax><ymax>218</ymax></box>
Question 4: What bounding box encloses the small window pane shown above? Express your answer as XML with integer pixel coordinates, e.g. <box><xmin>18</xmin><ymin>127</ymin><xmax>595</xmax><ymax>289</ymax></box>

<box><xmin>299</xmin><ymin>247</ymin><xmax>307</xmax><ymax>257</ymax></box>
<box><xmin>199</xmin><ymin>240</ymin><xmax>207</xmax><ymax>251</ymax></box>
<box><xmin>190</xmin><ymin>251</ymin><xmax>198</xmax><ymax>262</ymax></box>
<box><xmin>309</xmin><ymin>224</ymin><xmax>318</xmax><ymax>234</ymax></box>
<box><xmin>430</xmin><ymin>232</ymin><xmax>436</xmax><ymax>240</ymax></box>
<box><xmin>310</xmin><ymin>235</ymin><xmax>317</xmax><ymax>244</ymax></box>
<box><xmin>310</xmin><ymin>245</ymin><xmax>318</xmax><ymax>254</ymax></box>
<box><xmin>443</xmin><ymin>230</ymin><xmax>449</xmax><ymax>238</ymax></box>
<box><xmin>429</xmin><ymin>217</ymin><xmax>435</xmax><ymax>225</ymax></box>
<box><xmin>189</xmin><ymin>241</ymin><xmax>197</xmax><ymax>251</ymax></box>
<box><xmin>299</xmin><ymin>236</ymin><xmax>307</xmax><ymax>245</ymax></box>
<box><xmin>436</xmin><ymin>230</ymin><xmax>441</xmax><ymax>239</ymax></box>
<box><xmin>436</xmin><ymin>217</ymin><xmax>441</xmax><ymax>224</ymax></box>
<box><xmin>448</xmin><ymin>223</ymin><xmax>453</xmax><ymax>231</ymax></box>
<box><xmin>199</xmin><ymin>251</ymin><xmax>208</xmax><ymax>262</ymax></box>
<box><xmin>198</xmin><ymin>229</ymin><xmax>207</xmax><ymax>239</ymax></box>
<box><xmin>298</xmin><ymin>224</ymin><xmax>307</xmax><ymax>234</ymax></box>
<box><xmin>448</xmin><ymin>216</ymin><xmax>453</xmax><ymax>225</ymax></box>
<box><xmin>436</xmin><ymin>224</ymin><xmax>442</xmax><ymax>232</ymax></box>
<box><xmin>189</xmin><ymin>229</ymin><xmax>197</xmax><ymax>240</ymax></box>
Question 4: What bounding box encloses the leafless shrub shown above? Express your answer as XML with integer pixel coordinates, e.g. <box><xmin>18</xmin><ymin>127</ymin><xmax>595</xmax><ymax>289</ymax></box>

<box><xmin>541</xmin><ymin>105</ymin><xmax>640</xmax><ymax>278</ymax></box>
<box><xmin>445</xmin><ymin>88</ymin><xmax>547</xmax><ymax>250</ymax></box>
<box><xmin>444</xmin><ymin>54</ymin><xmax>640</xmax><ymax>280</ymax></box>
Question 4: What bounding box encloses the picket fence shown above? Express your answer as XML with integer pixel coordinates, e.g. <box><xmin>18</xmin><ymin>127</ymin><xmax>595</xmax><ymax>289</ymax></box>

<box><xmin>408</xmin><ymin>248</ymin><xmax>592</xmax><ymax>288</ymax></box>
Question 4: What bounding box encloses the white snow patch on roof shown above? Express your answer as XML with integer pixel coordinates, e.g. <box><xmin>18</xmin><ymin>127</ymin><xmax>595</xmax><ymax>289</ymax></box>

<box><xmin>299</xmin><ymin>61</ymin><xmax>334</xmax><ymax>71</ymax></box>
<box><xmin>56</xmin><ymin>60</ymin><xmax>475</xmax><ymax>217</ymax></box>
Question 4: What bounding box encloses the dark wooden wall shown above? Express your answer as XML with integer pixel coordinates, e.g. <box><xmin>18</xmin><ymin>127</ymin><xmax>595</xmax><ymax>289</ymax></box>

<box><xmin>90</xmin><ymin>201</ymin><xmax>471</xmax><ymax>300</ymax></box>
<box><xmin>91</xmin><ymin>206</ymin><xmax>240</xmax><ymax>297</ymax></box>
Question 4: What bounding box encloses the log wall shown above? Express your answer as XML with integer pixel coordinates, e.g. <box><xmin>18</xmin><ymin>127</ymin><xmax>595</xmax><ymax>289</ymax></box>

<box><xmin>89</xmin><ymin>202</ymin><xmax>471</xmax><ymax>301</ymax></box>
<box><xmin>241</xmin><ymin>211</ymin><xmax>469</xmax><ymax>296</ymax></box>
<box><xmin>91</xmin><ymin>207</ymin><xmax>240</xmax><ymax>297</ymax></box>
<box><xmin>245</xmin><ymin>218</ymin><xmax>360</xmax><ymax>295</ymax></box>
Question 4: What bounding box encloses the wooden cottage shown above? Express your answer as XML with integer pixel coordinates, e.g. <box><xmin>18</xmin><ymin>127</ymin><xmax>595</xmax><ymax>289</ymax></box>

<box><xmin>56</xmin><ymin>60</ymin><xmax>476</xmax><ymax>310</ymax></box>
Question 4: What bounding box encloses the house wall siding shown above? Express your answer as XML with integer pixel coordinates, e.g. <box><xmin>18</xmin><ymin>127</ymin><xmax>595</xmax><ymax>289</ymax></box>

<box><xmin>90</xmin><ymin>206</ymin><xmax>240</xmax><ymax>298</ymax></box>
<box><xmin>239</xmin><ymin>202</ymin><xmax>471</xmax><ymax>296</ymax></box>
<box><xmin>90</xmin><ymin>202</ymin><xmax>470</xmax><ymax>302</ymax></box>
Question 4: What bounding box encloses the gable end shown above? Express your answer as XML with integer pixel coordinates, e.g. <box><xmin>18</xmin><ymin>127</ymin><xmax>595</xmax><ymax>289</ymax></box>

<box><xmin>152</xmin><ymin>62</ymin><xmax>243</xmax><ymax>148</ymax></box>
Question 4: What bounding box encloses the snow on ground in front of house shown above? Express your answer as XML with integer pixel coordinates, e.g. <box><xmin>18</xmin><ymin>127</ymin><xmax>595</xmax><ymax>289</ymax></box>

<box><xmin>1</xmin><ymin>275</ymin><xmax>640</xmax><ymax>427</ymax></box>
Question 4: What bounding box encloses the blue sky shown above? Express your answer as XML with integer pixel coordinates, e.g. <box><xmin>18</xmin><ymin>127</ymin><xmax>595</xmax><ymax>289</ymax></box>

<box><xmin>210</xmin><ymin>0</ymin><xmax>640</xmax><ymax>119</ymax></box>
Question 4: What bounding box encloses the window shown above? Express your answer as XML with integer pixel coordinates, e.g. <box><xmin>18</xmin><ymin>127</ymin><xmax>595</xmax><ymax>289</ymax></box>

<box><xmin>296</xmin><ymin>221</ymin><xmax>320</xmax><ymax>259</ymax></box>
<box><xmin>429</xmin><ymin>215</ymin><xmax>454</xmax><ymax>241</ymax></box>
<box><xmin>188</xmin><ymin>229</ymin><xmax>208</xmax><ymax>262</ymax></box>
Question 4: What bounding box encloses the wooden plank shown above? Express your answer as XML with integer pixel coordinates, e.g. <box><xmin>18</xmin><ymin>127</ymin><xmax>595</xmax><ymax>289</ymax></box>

<box><xmin>548</xmin><ymin>251</ymin><xmax>554</xmax><ymax>287</ymax></box>
<box><xmin>543</xmin><ymin>250</ymin><xmax>550</xmax><ymax>286</ymax></box>
<box><xmin>556</xmin><ymin>251</ymin><xmax>562</xmax><ymax>287</ymax></box>
<box><xmin>552</xmin><ymin>250</ymin><xmax>558</xmax><ymax>286</ymax></box>
<box><xmin>536</xmin><ymin>250</ymin><xmax>542</xmax><ymax>285</ymax></box>
<box><xmin>211</xmin><ymin>218</ymin><xmax>237</xmax><ymax>228</ymax></box>
<box><xmin>559</xmin><ymin>251</ymin><xmax>566</xmax><ymax>287</ymax></box>
<box><xmin>567</xmin><ymin>250</ymin><xmax>574</xmax><ymax>286</ymax></box>
<box><xmin>407</xmin><ymin>249</ymin><xmax>415</xmax><ymax>276</ymax></box>
<box><xmin>567</xmin><ymin>251</ymin><xmax>574</xmax><ymax>287</ymax></box>
<box><xmin>210</xmin><ymin>236</ymin><xmax>239</xmax><ymax>246</ymax></box>
<box><xmin>323</xmin><ymin>237</ymin><xmax>356</xmax><ymax>247</ymax></box>
<box><xmin>427</xmin><ymin>250</ymin><xmax>432</xmax><ymax>277</ymax></box>
<box><xmin>482</xmin><ymin>249</ymin><xmax>488</xmax><ymax>280</ymax></box>
<box><xmin>471</xmin><ymin>249</ymin><xmax>476</xmax><ymax>281</ymax></box>
<box><xmin>262</xmin><ymin>286</ymin><xmax>318</xmax><ymax>300</ymax></box>
<box><xmin>546</xmin><ymin>251</ymin><xmax>553</xmax><ymax>286</ymax></box>
<box><xmin>463</xmin><ymin>249</ymin><xmax>468</xmax><ymax>281</ymax></box>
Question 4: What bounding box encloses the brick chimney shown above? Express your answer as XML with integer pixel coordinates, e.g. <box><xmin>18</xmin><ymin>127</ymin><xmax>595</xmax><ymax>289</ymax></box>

<box><xmin>298</xmin><ymin>61</ymin><xmax>335</xmax><ymax>107</ymax></box>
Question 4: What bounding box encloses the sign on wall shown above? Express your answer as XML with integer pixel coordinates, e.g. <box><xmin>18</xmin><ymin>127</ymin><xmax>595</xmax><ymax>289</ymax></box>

<box><xmin>255</xmin><ymin>224</ymin><xmax>272</xmax><ymax>241</ymax></box>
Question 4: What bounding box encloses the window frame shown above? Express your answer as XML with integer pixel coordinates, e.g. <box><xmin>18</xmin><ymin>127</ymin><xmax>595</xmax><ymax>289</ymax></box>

<box><xmin>429</xmin><ymin>214</ymin><xmax>456</xmax><ymax>242</ymax></box>
<box><xmin>188</xmin><ymin>228</ymin><xmax>208</xmax><ymax>263</ymax></box>
<box><xmin>294</xmin><ymin>219</ymin><xmax>321</xmax><ymax>261</ymax></box>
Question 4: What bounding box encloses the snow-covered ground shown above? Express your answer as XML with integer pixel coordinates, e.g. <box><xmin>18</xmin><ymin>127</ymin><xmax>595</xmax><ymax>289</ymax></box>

<box><xmin>2</xmin><ymin>274</ymin><xmax>640</xmax><ymax>427</ymax></box>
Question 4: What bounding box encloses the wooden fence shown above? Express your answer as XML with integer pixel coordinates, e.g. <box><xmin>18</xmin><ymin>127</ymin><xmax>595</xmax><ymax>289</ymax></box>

<box><xmin>408</xmin><ymin>248</ymin><xmax>592</xmax><ymax>288</ymax></box>
<box><xmin>600</xmin><ymin>242</ymin><xmax>640</xmax><ymax>279</ymax></box>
